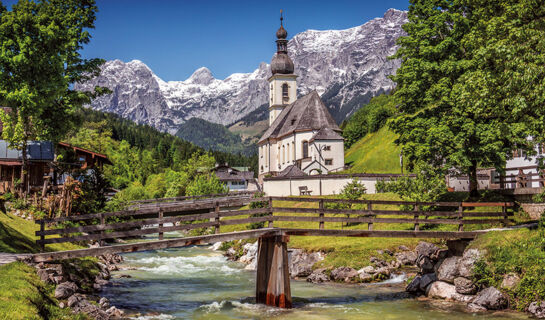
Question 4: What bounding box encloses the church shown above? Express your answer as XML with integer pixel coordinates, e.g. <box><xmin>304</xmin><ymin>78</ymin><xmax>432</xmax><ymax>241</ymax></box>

<box><xmin>258</xmin><ymin>16</ymin><xmax>345</xmax><ymax>181</ymax></box>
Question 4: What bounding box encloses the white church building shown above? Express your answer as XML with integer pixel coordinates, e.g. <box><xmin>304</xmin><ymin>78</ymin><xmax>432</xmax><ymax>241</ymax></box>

<box><xmin>258</xmin><ymin>16</ymin><xmax>345</xmax><ymax>181</ymax></box>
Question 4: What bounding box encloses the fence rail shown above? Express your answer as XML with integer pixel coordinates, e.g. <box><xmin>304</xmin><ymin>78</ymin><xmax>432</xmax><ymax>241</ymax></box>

<box><xmin>35</xmin><ymin>195</ymin><xmax>515</xmax><ymax>250</ymax></box>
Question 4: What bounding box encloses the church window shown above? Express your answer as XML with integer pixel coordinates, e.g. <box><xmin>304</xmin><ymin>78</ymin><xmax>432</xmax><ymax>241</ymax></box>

<box><xmin>282</xmin><ymin>83</ymin><xmax>289</xmax><ymax>102</ymax></box>
<box><xmin>282</xmin><ymin>145</ymin><xmax>285</xmax><ymax>164</ymax></box>
<box><xmin>302</xmin><ymin>141</ymin><xmax>309</xmax><ymax>158</ymax></box>
<box><xmin>287</xmin><ymin>143</ymin><xmax>290</xmax><ymax>162</ymax></box>
<box><xmin>325</xmin><ymin>159</ymin><xmax>333</xmax><ymax>166</ymax></box>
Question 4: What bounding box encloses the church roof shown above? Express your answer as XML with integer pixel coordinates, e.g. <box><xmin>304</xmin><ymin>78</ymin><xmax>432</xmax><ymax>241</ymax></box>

<box><xmin>258</xmin><ymin>90</ymin><xmax>341</xmax><ymax>143</ymax></box>
<box><xmin>310</xmin><ymin>127</ymin><xmax>344</xmax><ymax>142</ymax></box>
<box><xmin>277</xmin><ymin>165</ymin><xmax>306</xmax><ymax>178</ymax></box>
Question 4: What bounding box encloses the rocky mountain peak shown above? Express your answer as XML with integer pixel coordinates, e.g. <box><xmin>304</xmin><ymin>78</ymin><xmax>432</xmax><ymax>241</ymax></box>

<box><xmin>188</xmin><ymin>67</ymin><xmax>215</xmax><ymax>85</ymax></box>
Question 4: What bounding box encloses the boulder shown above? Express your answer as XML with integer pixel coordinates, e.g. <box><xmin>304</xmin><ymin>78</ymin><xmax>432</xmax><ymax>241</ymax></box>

<box><xmin>358</xmin><ymin>266</ymin><xmax>375</xmax><ymax>274</ymax></box>
<box><xmin>472</xmin><ymin>287</ymin><xmax>508</xmax><ymax>310</ymax></box>
<box><xmin>210</xmin><ymin>242</ymin><xmax>222</xmax><ymax>251</ymax></box>
<box><xmin>106</xmin><ymin>306</ymin><xmax>125</xmax><ymax>318</ymax></box>
<box><xmin>388</xmin><ymin>260</ymin><xmax>401</xmax><ymax>269</ymax></box>
<box><xmin>446</xmin><ymin>239</ymin><xmax>471</xmax><ymax>256</ymax></box>
<box><xmin>436</xmin><ymin>256</ymin><xmax>460</xmax><ymax>283</ymax></box>
<box><xmin>467</xmin><ymin>303</ymin><xmax>487</xmax><ymax>312</ymax></box>
<box><xmin>67</xmin><ymin>293</ymin><xmax>85</xmax><ymax>308</ymax></box>
<box><xmin>370</xmin><ymin>256</ymin><xmax>388</xmax><ymax>268</ymax></box>
<box><xmin>406</xmin><ymin>276</ymin><xmax>422</xmax><ymax>293</ymax></box>
<box><xmin>239</xmin><ymin>242</ymin><xmax>258</xmax><ymax>265</ymax></box>
<box><xmin>395</xmin><ymin>251</ymin><xmax>417</xmax><ymax>266</ymax></box>
<box><xmin>288</xmin><ymin>249</ymin><xmax>324</xmax><ymax>277</ymax></box>
<box><xmin>528</xmin><ymin>301</ymin><xmax>545</xmax><ymax>319</ymax></box>
<box><xmin>458</xmin><ymin>249</ymin><xmax>482</xmax><ymax>278</ymax></box>
<box><xmin>36</xmin><ymin>269</ymin><xmax>51</xmax><ymax>283</ymax></box>
<box><xmin>55</xmin><ymin>281</ymin><xmax>78</xmax><ymax>299</ymax></box>
<box><xmin>398</xmin><ymin>245</ymin><xmax>409</xmax><ymax>251</ymax></box>
<box><xmin>501</xmin><ymin>273</ymin><xmax>521</xmax><ymax>290</ymax></box>
<box><xmin>307</xmin><ymin>268</ymin><xmax>329</xmax><ymax>283</ymax></box>
<box><xmin>99</xmin><ymin>297</ymin><xmax>109</xmax><ymax>309</ymax></box>
<box><xmin>374</xmin><ymin>267</ymin><xmax>391</xmax><ymax>279</ymax></box>
<box><xmin>426</xmin><ymin>281</ymin><xmax>457</xmax><ymax>300</ymax></box>
<box><xmin>419</xmin><ymin>273</ymin><xmax>437</xmax><ymax>291</ymax></box>
<box><xmin>417</xmin><ymin>256</ymin><xmax>435</xmax><ymax>274</ymax></box>
<box><xmin>358</xmin><ymin>272</ymin><xmax>374</xmax><ymax>283</ymax></box>
<box><xmin>330</xmin><ymin>267</ymin><xmax>358</xmax><ymax>282</ymax></box>
<box><xmin>416</xmin><ymin>242</ymin><xmax>439</xmax><ymax>259</ymax></box>
<box><xmin>454</xmin><ymin>277</ymin><xmax>477</xmax><ymax>295</ymax></box>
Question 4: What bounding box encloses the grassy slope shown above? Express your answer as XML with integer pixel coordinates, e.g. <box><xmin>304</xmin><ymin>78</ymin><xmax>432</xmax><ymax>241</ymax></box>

<box><xmin>344</xmin><ymin>126</ymin><xmax>402</xmax><ymax>174</ymax></box>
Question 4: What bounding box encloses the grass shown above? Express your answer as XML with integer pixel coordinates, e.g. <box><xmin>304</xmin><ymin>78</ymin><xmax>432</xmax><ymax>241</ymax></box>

<box><xmin>344</xmin><ymin>126</ymin><xmax>403</xmax><ymax>174</ymax></box>
<box><xmin>0</xmin><ymin>262</ymin><xmax>88</xmax><ymax>320</ymax></box>
<box><xmin>469</xmin><ymin>225</ymin><xmax>545</xmax><ymax>311</ymax></box>
<box><xmin>0</xmin><ymin>210</ymin><xmax>82</xmax><ymax>253</ymax></box>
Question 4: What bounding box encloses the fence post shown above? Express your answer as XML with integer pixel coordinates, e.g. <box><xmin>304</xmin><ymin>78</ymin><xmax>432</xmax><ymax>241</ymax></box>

<box><xmin>99</xmin><ymin>213</ymin><xmax>105</xmax><ymax>246</ymax></box>
<box><xmin>158</xmin><ymin>209</ymin><xmax>164</xmax><ymax>240</ymax></box>
<box><xmin>215</xmin><ymin>201</ymin><xmax>220</xmax><ymax>234</ymax></box>
<box><xmin>39</xmin><ymin>219</ymin><xmax>45</xmax><ymax>252</ymax></box>
<box><xmin>319</xmin><ymin>199</ymin><xmax>324</xmax><ymax>230</ymax></box>
<box><xmin>458</xmin><ymin>203</ymin><xmax>464</xmax><ymax>231</ymax></box>
<box><xmin>368</xmin><ymin>202</ymin><xmax>373</xmax><ymax>231</ymax></box>
<box><xmin>413</xmin><ymin>203</ymin><xmax>419</xmax><ymax>232</ymax></box>
<box><xmin>502</xmin><ymin>203</ymin><xmax>508</xmax><ymax>226</ymax></box>
<box><xmin>268</xmin><ymin>197</ymin><xmax>274</xmax><ymax>228</ymax></box>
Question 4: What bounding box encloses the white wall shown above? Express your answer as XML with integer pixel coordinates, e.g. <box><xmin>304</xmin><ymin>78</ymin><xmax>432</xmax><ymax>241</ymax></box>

<box><xmin>264</xmin><ymin>175</ymin><xmax>381</xmax><ymax>196</ymax></box>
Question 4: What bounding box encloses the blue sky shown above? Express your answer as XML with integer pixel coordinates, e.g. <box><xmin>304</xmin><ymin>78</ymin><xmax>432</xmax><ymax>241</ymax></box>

<box><xmin>3</xmin><ymin>0</ymin><xmax>409</xmax><ymax>81</ymax></box>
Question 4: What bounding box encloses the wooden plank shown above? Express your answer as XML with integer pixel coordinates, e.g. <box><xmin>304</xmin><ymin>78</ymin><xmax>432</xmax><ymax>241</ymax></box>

<box><xmin>462</xmin><ymin>202</ymin><xmax>514</xmax><ymax>207</ymax></box>
<box><xmin>272</xmin><ymin>207</ymin><xmax>508</xmax><ymax>218</ymax></box>
<box><xmin>272</xmin><ymin>215</ymin><xmax>507</xmax><ymax>225</ymax></box>
<box><xmin>282</xmin><ymin>228</ymin><xmax>483</xmax><ymax>239</ymax></box>
<box><xmin>31</xmin><ymin>229</ymin><xmax>279</xmax><ymax>262</ymax></box>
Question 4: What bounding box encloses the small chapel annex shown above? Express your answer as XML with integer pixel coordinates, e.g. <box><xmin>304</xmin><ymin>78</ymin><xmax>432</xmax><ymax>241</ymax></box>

<box><xmin>258</xmin><ymin>16</ymin><xmax>345</xmax><ymax>181</ymax></box>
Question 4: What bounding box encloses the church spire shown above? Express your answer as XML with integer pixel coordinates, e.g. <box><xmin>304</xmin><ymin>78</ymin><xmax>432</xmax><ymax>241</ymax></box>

<box><xmin>271</xmin><ymin>10</ymin><xmax>294</xmax><ymax>75</ymax></box>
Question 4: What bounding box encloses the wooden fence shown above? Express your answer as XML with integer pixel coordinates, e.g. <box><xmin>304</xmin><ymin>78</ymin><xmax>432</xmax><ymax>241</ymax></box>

<box><xmin>35</xmin><ymin>196</ymin><xmax>514</xmax><ymax>251</ymax></box>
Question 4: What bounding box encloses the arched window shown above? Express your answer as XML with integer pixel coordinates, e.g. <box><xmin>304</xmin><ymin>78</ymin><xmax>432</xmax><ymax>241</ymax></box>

<box><xmin>282</xmin><ymin>145</ymin><xmax>285</xmax><ymax>164</ymax></box>
<box><xmin>287</xmin><ymin>143</ymin><xmax>290</xmax><ymax>162</ymax></box>
<box><xmin>282</xmin><ymin>83</ymin><xmax>289</xmax><ymax>102</ymax></box>
<box><xmin>302</xmin><ymin>141</ymin><xmax>309</xmax><ymax>158</ymax></box>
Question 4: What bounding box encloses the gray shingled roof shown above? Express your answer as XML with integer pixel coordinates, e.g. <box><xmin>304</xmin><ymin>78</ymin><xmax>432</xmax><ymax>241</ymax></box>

<box><xmin>215</xmin><ymin>170</ymin><xmax>254</xmax><ymax>182</ymax></box>
<box><xmin>277</xmin><ymin>165</ymin><xmax>306</xmax><ymax>177</ymax></box>
<box><xmin>310</xmin><ymin>127</ymin><xmax>344</xmax><ymax>141</ymax></box>
<box><xmin>258</xmin><ymin>91</ymin><xmax>341</xmax><ymax>143</ymax></box>
<box><xmin>0</xmin><ymin>140</ymin><xmax>54</xmax><ymax>161</ymax></box>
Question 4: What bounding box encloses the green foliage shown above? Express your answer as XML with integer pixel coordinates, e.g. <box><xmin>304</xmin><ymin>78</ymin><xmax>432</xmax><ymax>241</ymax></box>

<box><xmin>186</xmin><ymin>173</ymin><xmax>228</xmax><ymax>196</ymax></box>
<box><xmin>532</xmin><ymin>191</ymin><xmax>545</xmax><ymax>204</ymax></box>
<box><xmin>71</xmin><ymin>168</ymin><xmax>110</xmax><ymax>214</ymax></box>
<box><xmin>248</xmin><ymin>191</ymin><xmax>268</xmax><ymax>229</ymax></box>
<box><xmin>342</xmin><ymin>94</ymin><xmax>397</xmax><ymax>149</ymax></box>
<box><xmin>390</xmin><ymin>0</ymin><xmax>545</xmax><ymax>195</ymax></box>
<box><xmin>176</xmin><ymin>117</ymin><xmax>256</xmax><ymax>156</ymax></box>
<box><xmin>471</xmin><ymin>227</ymin><xmax>545</xmax><ymax>311</ymax></box>
<box><xmin>376</xmin><ymin>166</ymin><xmax>447</xmax><ymax>203</ymax></box>
<box><xmin>0</xmin><ymin>0</ymin><xmax>105</xmax><ymax>193</ymax></box>
<box><xmin>325</xmin><ymin>179</ymin><xmax>367</xmax><ymax>211</ymax></box>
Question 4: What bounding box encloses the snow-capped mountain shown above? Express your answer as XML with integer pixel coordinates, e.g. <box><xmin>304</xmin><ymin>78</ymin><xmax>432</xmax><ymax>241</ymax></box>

<box><xmin>75</xmin><ymin>9</ymin><xmax>407</xmax><ymax>134</ymax></box>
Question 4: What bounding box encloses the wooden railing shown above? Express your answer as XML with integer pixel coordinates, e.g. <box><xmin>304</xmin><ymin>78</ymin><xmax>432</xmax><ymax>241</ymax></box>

<box><xmin>35</xmin><ymin>196</ymin><xmax>514</xmax><ymax>251</ymax></box>
<box><xmin>495</xmin><ymin>165</ymin><xmax>545</xmax><ymax>189</ymax></box>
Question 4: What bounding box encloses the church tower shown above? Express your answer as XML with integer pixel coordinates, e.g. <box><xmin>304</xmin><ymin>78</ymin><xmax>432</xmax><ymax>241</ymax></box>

<box><xmin>268</xmin><ymin>12</ymin><xmax>297</xmax><ymax>126</ymax></box>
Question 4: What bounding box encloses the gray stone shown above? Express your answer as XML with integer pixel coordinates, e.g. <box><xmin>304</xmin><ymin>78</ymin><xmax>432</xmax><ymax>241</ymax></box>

<box><xmin>501</xmin><ymin>273</ymin><xmax>520</xmax><ymax>290</ymax></box>
<box><xmin>106</xmin><ymin>306</ymin><xmax>124</xmax><ymax>317</ymax></box>
<box><xmin>436</xmin><ymin>256</ymin><xmax>460</xmax><ymax>283</ymax></box>
<box><xmin>370</xmin><ymin>256</ymin><xmax>388</xmax><ymax>268</ymax></box>
<box><xmin>395</xmin><ymin>251</ymin><xmax>417</xmax><ymax>265</ymax></box>
<box><xmin>359</xmin><ymin>272</ymin><xmax>374</xmax><ymax>283</ymax></box>
<box><xmin>67</xmin><ymin>294</ymin><xmax>85</xmax><ymax>308</ymax></box>
<box><xmin>330</xmin><ymin>267</ymin><xmax>358</xmax><ymax>282</ymax></box>
<box><xmin>398</xmin><ymin>245</ymin><xmax>409</xmax><ymax>251</ymax></box>
<box><xmin>99</xmin><ymin>297</ymin><xmax>109</xmax><ymax>309</ymax></box>
<box><xmin>406</xmin><ymin>276</ymin><xmax>422</xmax><ymax>293</ymax></box>
<box><xmin>454</xmin><ymin>277</ymin><xmax>477</xmax><ymax>295</ymax></box>
<box><xmin>472</xmin><ymin>286</ymin><xmax>508</xmax><ymax>310</ymax></box>
<box><xmin>426</xmin><ymin>281</ymin><xmax>457</xmax><ymax>300</ymax></box>
<box><xmin>458</xmin><ymin>249</ymin><xmax>483</xmax><ymax>278</ymax></box>
<box><xmin>417</xmin><ymin>256</ymin><xmax>435</xmax><ymax>274</ymax></box>
<box><xmin>528</xmin><ymin>301</ymin><xmax>545</xmax><ymax>319</ymax></box>
<box><xmin>358</xmin><ymin>266</ymin><xmax>375</xmax><ymax>274</ymax></box>
<box><xmin>36</xmin><ymin>269</ymin><xmax>51</xmax><ymax>282</ymax></box>
<box><xmin>54</xmin><ymin>281</ymin><xmax>78</xmax><ymax>299</ymax></box>
<box><xmin>374</xmin><ymin>267</ymin><xmax>391</xmax><ymax>280</ymax></box>
<box><xmin>307</xmin><ymin>268</ymin><xmax>329</xmax><ymax>283</ymax></box>
<box><xmin>288</xmin><ymin>249</ymin><xmax>324</xmax><ymax>278</ymax></box>
<box><xmin>416</xmin><ymin>242</ymin><xmax>439</xmax><ymax>259</ymax></box>
<box><xmin>419</xmin><ymin>273</ymin><xmax>437</xmax><ymax>291</ymax></box>
<box><xmin>446</xmin><ymin>239</ymin><xmax>471</xmax><ymax>256</ymax></box>
<box><xmin>467</xmin><ymin>303</ymin><xmax>487</xmax><ymax>312</ymax></box>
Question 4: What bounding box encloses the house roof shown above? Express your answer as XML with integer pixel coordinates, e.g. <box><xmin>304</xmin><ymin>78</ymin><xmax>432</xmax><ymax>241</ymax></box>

<box><xmin>310</xmin><ymin>127</ymin><xmax>344</xmax><ymax>142</ymax></box>
<box><xmin>215</xmin><ymin>170</ymin><xmax>255</xmax><ymax>182</ymax></box>
<box><xmin>258</xmin><ymin>90</ymin><xmax>341</xmax><ymax>143</ymax></box>
<box><xmin>277</xmin><ymin>165</ymin><xmax>306</xmax><ymax>178</ymax></box>
<box><xmin>0</xmin><ymin>140</ymin><xmax>54</xmax><ymax>161</ymax></box>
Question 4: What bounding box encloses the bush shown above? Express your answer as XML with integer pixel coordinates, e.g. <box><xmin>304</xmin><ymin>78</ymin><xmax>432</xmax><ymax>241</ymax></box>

<box><xmin>376</xmin><ymin>166</ymin><xmax>447</xmax><ymax>204</ymax></box>
<box><xmin>248</xmin><ymin>191</ymin><xmax>269</xmax><ymax>230</ymax></box>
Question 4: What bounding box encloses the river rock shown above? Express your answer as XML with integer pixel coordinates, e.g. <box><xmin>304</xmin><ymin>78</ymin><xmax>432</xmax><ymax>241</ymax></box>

<box><xmin>458</xmin><ymin>249</ymin><xmax>482</xmax><ymax>278</ymax></box>
<box><xmin>106</xmin><ymin>306</ymin><xmax>125</xmax><ymax>317</ymax></box>
<box><xmin>330</xmin><ymin>267</ymin><xmax>358</xmax><ymax>282</ymax></box>
<box><xmin>467</xmin><ymin>303</ymin><xmax>487</xmax><ymax>312</ymax></box>
<box><xmin>67</xmin><ymin>293</ymin><xmax>85</xmax><ymax>308</ymax></box>
<box><xmin>528</xmin><ymin>301</ymin><xmax>545</xmax><ymax>318</ymax></box>
<box><xmin>501</xmin><ymin>273</ymin><xmax>521</xmax><ymax>290</ymax></box>
<box><xmin>406</xmin><ymin>276</ymin><xmax>422</xmax><ymax>293</ymax></box>
<box><xmin>55</xmin><ymin>281</ymin><xmax>78</xmax><ymax>299</ymax></box>
<box><xmin>358</xmin><ymin>266</ymin><xmax>375</xmax><ymax>274</ymax></box>
<box><xmin>416</xmin><ymin>242</ymin><xmax>439</xmax><ymax>259</ymax></box>
<box><xmin>395</xmin><ymin>251</ymin><xmax>417</xmax><ymax>265</ymax></box>
<box><xmin>37</xmin><ymin>268</ymin><xmax>51</xmax><ymax>283</ymax></box>
<box><xmin>472</xmin><ymin>286</ymin><xmax>508</xmax><ymax>310</ymax></box>
<box><xmin>374</xmin><ymin>267</ymin><xmax>391</xmax><ymax>279</ymax></box>
<box><xmin>426</xmin><ymin>281</ymin><xmax>457</xmax><ymax>300</ymax></box>
<box><xmin>359</xmin><ymin>272</ymin><xmax>374</xmax><ymax>283</ymax></box>
<box><xmin>436</xmin><ymin>256</ymin><xmax>460</xmax><ymax>283</ymax></box>
<box><xmin>417</xmin><ymin>256</ymin><xmax>435</xmax><ymax>274</ymax></box>
<box><xmin>398</xmin><ymin>245</ymin><xmax>409</xmax><ymax>251</ymax></box>
<box><xmin>307</xmin><ymin>268</ymin><xmax>329</xmax><ymax>283</ymax></box>
<box><xmin>370</xmin><ymin>256</ymin><xmax>388</xmax><ymax>268</ymax></box>
<box><xmin>239</xmin><ymin>242</ymin><xmax>258</xmax><ymax>265</ymax></box>
<box><xmin>99</xmin><ymin>297</ymin><xmax>109</xmax><ymax>309</ymax></box>
<box><xmin>454</xmin><ymin>277</ymin><xmax>477</xmax><ymax>295</ymax></box>
<box><xmin>288</xmin><ymin>249</ymin><xmax>324</xmax><ymax>277</ymax></box>
<box><xmin>419</xmin><ymin>273</ymin><xmax>437</xmax><ymax>291</ymax></box>
<box><xmin>210</xmin><ymin>242</ymin><xmax>222</xmax><ymax>251</ymax></box>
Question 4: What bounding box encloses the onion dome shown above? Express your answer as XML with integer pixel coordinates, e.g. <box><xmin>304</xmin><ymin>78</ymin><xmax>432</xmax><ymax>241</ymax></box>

<box><xmin>271</xmin><ymin>11</ymin><xmax>294</xmax><ymax>75</ymax></box>
<box><xmin>276</xmin><ymin>25</ymin><xmax>287</xmax><ymax>39</ymax></box>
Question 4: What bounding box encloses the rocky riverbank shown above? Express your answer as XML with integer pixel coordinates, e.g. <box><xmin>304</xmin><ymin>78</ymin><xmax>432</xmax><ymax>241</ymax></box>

<box><xmin>28</xmin><ymin>254</ymin><xmax>125</xmax><ymax>319</ymax></box>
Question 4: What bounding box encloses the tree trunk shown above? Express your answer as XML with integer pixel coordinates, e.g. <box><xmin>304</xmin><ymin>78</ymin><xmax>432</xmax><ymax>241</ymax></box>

<box><xmin>469</xmin><ymin>160</ymin><xmax>479</xmax><ymax>198</ymax></box>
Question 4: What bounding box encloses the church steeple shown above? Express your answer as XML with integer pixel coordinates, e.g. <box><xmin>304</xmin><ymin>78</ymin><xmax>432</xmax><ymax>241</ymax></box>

<box><xmin>268</xmin><ymin>11</ymin><xmax>297</xmax><ymax>126</ymax></box>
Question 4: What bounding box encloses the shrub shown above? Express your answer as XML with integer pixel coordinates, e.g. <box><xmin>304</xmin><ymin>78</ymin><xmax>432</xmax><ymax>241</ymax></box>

<box><xmin>248</xmin><ymin>191</ymin><xmax>269</xmax><ymax>230</ymax></box>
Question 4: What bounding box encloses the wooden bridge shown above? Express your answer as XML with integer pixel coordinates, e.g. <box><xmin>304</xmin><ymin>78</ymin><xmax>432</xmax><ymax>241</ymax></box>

<box><xmin>31</xmin><ymin>193</ymin><xmax>514</xmax><ymax>308</ymax></box>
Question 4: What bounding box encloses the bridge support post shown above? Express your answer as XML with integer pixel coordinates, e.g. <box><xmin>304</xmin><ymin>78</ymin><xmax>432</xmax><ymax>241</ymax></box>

<box><xmin>256</xmin><ymin>234</ymin><xmax>292</xmax><ymax>308</ymax></box>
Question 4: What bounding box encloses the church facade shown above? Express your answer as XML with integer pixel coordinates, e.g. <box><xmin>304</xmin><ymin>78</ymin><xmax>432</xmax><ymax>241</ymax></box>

<box><xmin>258</xmin><ymin>17</ymin><xmax>345</xmax><ymax>181</ymax></box>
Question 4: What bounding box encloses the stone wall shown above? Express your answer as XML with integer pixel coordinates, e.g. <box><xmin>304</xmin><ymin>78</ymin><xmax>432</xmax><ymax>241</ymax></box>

<box><xmin>520</xmin><ymin>203</ymin><xmax>545</xmax><ymax>220</ymax></box>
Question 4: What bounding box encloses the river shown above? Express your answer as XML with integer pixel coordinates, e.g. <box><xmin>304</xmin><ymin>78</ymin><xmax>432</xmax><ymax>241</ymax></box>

<box><xmin>101</xmin><ymin>246</ymin><xmax>528</xmax><ymax>320</ymax></box>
